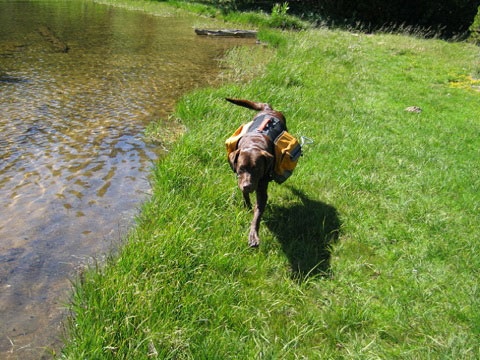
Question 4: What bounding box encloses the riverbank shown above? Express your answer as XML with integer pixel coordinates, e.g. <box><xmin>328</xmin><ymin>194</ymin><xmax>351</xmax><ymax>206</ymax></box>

<box><xmin>62</xmin><ymin>1</ymin><xmax>480</xmax><ymax>358</ymax></box>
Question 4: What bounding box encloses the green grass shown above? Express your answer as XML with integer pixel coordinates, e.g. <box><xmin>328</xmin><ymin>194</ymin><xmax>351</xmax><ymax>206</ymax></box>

<box><xmin>91</xmin><ymin>0</ymin><xmax>308</xmax><ymax>29</ymax></box>
<box><xmin>62</xmin><ymin>1</ymin><xmax>480</xmax><ymax>359</ymax></box>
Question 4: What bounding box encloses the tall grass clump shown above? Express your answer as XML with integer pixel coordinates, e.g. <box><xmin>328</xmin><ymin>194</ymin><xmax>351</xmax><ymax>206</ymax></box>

<box><xmin>220</xmin><ymin>2</ymin><xmax>308</xmax><ymax>30</ymax></box>
<box><xmin>63</xmin><ymin>2</ymin><xmax>480</xmax><ymax>358</ymax></box>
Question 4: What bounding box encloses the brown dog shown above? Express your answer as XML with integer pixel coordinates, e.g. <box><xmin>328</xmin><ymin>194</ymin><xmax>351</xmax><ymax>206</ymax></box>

<box><xmin>226</xmin><ymin>98</ymin><xmax>287</xmax><ymax>247</ymax></box>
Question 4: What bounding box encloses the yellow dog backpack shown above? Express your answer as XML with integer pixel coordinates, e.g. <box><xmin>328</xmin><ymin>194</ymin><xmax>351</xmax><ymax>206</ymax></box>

<box><xmin>225</xmin><ymin>121</ymin><xmax>252</xmax><ymax>156</ymax></box>
<box><xmin>272</xmin><ymin>130</ymin><xmax>302</xmax><ymax>184</ymax></box>
<box><xmin>225</xmin><ymin>117</ymin><xmax>301</xmax><ymax>184</ymax></box>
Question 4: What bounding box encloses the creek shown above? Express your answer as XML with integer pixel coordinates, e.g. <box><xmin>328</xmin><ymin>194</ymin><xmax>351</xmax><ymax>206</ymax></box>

<box><xmin>0</xmin><ymin>1</ymin><xmax>253</xmax><ymax>357</ymax></box>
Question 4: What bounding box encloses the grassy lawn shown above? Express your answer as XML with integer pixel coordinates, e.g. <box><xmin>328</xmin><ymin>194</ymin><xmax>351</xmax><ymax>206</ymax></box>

<box><xmin>62</xmin><ymin>1</ymin><xmax>480</xmax><ymax>358</ymax></box>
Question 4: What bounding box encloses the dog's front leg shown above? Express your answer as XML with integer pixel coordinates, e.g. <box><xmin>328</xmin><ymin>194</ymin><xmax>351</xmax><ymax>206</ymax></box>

<box><xmin>243</xmin><ymin>192</ymin><xmax>252</xmax><ymax>209</ymax></box>
<box><xmin>249</xmin><ymin>180</ymin><xmax>268</xmax><ymax>247</ymax></box>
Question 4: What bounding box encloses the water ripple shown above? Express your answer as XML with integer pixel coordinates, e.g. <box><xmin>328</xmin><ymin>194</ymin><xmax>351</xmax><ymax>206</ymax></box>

<box><xmin>0</xmin><ymin>1</ymin><xmax>255</xmax><ymax>357</ymax></box>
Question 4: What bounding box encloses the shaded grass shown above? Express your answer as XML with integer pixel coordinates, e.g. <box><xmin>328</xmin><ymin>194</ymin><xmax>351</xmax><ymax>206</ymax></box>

<box><xmin>63</xmin><ymin>2</ymin><xmax>480</xmax><ymax>359</ymax></box>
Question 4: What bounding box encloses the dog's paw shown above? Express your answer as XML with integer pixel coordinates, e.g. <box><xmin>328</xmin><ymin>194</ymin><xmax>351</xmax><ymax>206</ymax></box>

<box><xmin>248</xmin><ymin>231</ymin><xmax>260</xmax><ymax>247</ymax></box>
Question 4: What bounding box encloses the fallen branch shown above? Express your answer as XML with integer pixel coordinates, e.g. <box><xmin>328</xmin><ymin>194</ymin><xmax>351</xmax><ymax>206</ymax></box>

<box><xmin>194</xmin><ymin>29</ymin><xmax>257</xmax><ymax>38</ymax></box>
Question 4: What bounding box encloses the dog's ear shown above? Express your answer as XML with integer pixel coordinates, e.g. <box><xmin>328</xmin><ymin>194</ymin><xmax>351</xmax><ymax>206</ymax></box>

<box><xmin>261</xmin><ymin>150</ymin><xmax>274</xmax><ymax>159</ymax></box>
<box><xmin>228</xmin><ymin>149</ymin><xmax>240</xmax><ymax>172</ymax></box>
<box><xmin>261</xmin><ymin>150</ymin><xmax>274</xmax><ymax>171</ymax></box>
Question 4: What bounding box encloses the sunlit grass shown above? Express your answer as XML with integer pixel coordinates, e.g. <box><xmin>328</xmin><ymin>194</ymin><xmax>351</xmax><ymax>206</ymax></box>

<box><xmin>62</xmin><ymin>2</ymin><xmax>480</xmax><ymax>359</ymax></box>
<box><xmin>217</xmin><ymin>44</ymin><xmax>276</xmax><ymax>83</ymax></box>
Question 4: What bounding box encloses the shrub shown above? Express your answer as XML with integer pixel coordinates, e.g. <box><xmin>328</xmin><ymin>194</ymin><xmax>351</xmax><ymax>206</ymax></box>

<box><xmin>469</xmin><ymin>5</ymin><xmax>480</xmax><ymax>44</ymax></box>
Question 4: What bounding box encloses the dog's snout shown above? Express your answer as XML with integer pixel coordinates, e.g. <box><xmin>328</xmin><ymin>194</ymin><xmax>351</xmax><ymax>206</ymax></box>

<box><xmin>241</xmin><ymin>183</ymin><xmax>254</xmax><ymax>193</ymax></box>
<box><xmin>238</xmin><ymin>173</ymin><xmax>255</xmax><ymax>194</ymax></box>
<box><xmin>239</xmin><ymin>178</ymin><xmax>254</xmax><ymax>193</ymax></box>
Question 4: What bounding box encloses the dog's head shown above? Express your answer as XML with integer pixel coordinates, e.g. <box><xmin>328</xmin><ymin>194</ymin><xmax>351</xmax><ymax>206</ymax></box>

<box><xmin>229</xmin><ymin>147</ymin><xmax>273</xmax><ymax>194</ymax></box>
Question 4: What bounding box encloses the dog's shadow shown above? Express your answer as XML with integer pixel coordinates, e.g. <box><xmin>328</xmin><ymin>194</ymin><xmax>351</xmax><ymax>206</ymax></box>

<box><xmin>266</xmin><ymin>187</ymin><xmax>341</xmax><ymax>280</ymax></box>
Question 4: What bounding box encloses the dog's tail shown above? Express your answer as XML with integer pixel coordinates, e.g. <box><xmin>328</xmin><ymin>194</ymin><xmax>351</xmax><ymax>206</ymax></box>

<box><xmin>226</xmin><ymin>98</ymin><xmax>272</xmax><ymax>111</ymax></box>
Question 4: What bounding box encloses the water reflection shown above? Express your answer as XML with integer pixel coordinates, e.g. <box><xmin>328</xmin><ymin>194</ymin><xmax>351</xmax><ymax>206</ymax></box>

<box><xmin>0</xmin><ymin>0</ymin><xmax>254</xmax><ymax>357</ymax></box>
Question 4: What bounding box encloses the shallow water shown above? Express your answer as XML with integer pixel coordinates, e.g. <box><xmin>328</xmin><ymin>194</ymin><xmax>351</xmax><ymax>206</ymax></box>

<box><xmin>0</xmin><ymin>1</ymin><xmax>253</xmax><ymax>357</ymax></box>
